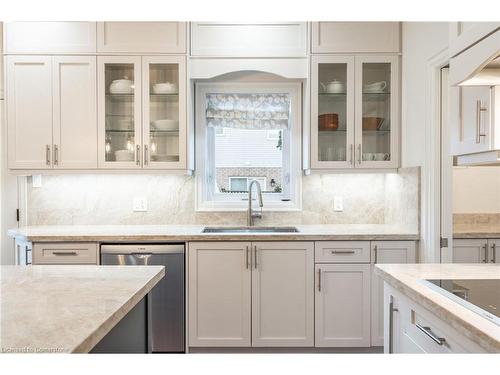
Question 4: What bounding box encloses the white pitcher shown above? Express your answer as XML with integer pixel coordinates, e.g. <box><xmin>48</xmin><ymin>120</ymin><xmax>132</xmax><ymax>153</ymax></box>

<box><xmin>320</xmin><ymin>80</ymin><xmax>345</xmax><ymax>94</ymax></box>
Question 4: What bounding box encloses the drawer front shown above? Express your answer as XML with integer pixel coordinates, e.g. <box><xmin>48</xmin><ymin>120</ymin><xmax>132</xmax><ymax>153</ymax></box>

<box><xmin>315</xmin><ymin>241</ymin><xmax>370</xmax><ymax>263</ymax></box>
<box><xmin>33</xmin><ymin>242</ymin><xmax>98</xmax><ymax>265</ymax></box>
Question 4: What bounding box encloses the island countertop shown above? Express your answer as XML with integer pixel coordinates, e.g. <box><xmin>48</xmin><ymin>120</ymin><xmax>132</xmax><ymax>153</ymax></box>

<box><xmin>8</xmin><ymin>224</ymin><xmax>419</xmax><ymax>242</ymax></box>
<box><xmin>375</xmin><ymin>263</ymin><xmax>500</xmax><ymax>353</ymax></box>
<box><xmin>0</xmin><ymin>265</ymin><xmax>164</xmax><ymax>353</ymax></box>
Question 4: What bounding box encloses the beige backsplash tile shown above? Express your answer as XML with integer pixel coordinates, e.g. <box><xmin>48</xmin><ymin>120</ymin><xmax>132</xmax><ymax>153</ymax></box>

<box><xmin>26</xmin><ymin>169</ymin><xmax>420</xmax><ymax>230</ymax></box>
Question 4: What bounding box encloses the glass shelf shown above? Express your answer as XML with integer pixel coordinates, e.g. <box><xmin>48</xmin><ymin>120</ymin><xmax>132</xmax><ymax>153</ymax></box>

<box><xmin>319</xmin><ymin>93</ymin><xmax>347</xmax><ymax>96</ymax></box>
<box><xmin>105</xmin><ymin>129</ymin><xmax>135</xmax><ymax>133</ymax></box>
<box><xmin>150</xmin><ymin>130</ymin><xmax>179</xmax><ymax>135</ymax></box>
<box><xmin>149</xmin><ymin>93</ymin><xmax>179</xmax><ymax>97</ymax></box>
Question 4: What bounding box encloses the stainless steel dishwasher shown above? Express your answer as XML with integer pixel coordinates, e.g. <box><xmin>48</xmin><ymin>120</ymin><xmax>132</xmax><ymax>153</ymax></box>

<box><xmin>100</xmin><ymin>243</ymin><xmax>185</xmax><ymax>353</ymax></box>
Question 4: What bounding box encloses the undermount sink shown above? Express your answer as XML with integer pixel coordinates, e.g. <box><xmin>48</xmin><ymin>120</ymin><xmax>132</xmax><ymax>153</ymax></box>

<box><xmin>202</xmin><ymin>226</ymin><xmax>299</xmax><ymax>233</ymax></box>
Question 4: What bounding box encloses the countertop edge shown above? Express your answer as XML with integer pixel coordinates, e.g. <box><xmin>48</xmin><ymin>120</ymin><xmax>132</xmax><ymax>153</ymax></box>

<box><xmin>374</xmin><ymin>266</ymin><xmax>500</xmax><ymax>353</ymax></box>
<box><xmin>70</xmin><ymin>266</ymin><xmax>165</xmax><ymax>353</ymax></box>
<box><xmin>453</xmin><ymin>233</ymin><xmax>500</xmax><ymax>239</ymax></box>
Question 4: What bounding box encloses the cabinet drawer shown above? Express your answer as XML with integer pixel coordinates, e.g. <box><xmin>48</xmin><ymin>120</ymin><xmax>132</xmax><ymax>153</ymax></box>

<box><xmin>315</xmin><ymin>241</ymin><xmax>370</xmax><ymax>263</ymax></box>
<box><xmin>33</xmin><ymin>242</ymin><xmax>98</xmax><ymax>265</ymax></box>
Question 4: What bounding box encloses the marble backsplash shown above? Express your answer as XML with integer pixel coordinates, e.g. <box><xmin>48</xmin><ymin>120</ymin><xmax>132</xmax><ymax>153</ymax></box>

<box><xmin>25</xmin><ymin>168</ymin><xmax>420</xmax><ymax>230</ymax></box>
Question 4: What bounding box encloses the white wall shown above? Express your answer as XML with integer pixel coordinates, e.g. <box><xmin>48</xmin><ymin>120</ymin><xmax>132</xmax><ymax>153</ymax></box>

<box><xmin>453</xmin><ymin>167</ymin><xmax>500</xmax><ymax>213</ymax></box>
<box><xmin>401</xmin><ymin>22</ymin><xmax>449</xmax><ymax>262</ymax></box>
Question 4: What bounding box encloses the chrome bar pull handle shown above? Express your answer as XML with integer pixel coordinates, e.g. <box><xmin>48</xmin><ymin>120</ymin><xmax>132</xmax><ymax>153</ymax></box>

<box><xmin>357</xmin><ymin>144</ymin><xmax>362</xmax><ymax>165</ymax></box>
<box><xmin>136</xmin><ymin>145</ymin><xmax>141</xmax><ymax>166</ymax></box>
<box><xmin>318</xmin><ymin>268</ymin><xmax>322</xmax><ymax>292</ymax></box>
<box><xmin>415</xmin><ymin>324</ymin><xmax>446</xmax><ymax>346</ymax></box>
<box><xmin>52</xmin><ymin>251</ymin><xmax>77</xmax><ymax>256</ymax></box>
<box><xmin>46</xmin><ymin>145</ymin><xmax>51</xmax><ymax>166</ymax></box>
<box><xmin>331</xmin><ymin>250</ymin><xmax>355</xmax><ymax>254</ymax></box>
<box><xmin>389</xmin><ymin>296</ymin><xmax>398</xmax><ymax>353</ymax></box>
<box><xmin>245</xmin><ymin>245</ymin><xmax>249</xmax><ymax>269</ymax></box>
<box><xmin>53</xmin><ymin>144</ymin><xmax>59</xmax><ymax>166</ymax></box>
<box><xmin>491</xmin><ymin>243</ymin><xmax>497</xmax><ymax>263</ymax></box>
<box><xmin>253</xmin><ymin>245</ymin><xmax>258</xmax><ymax>269</ymax></box>
<box><xmin>144</xmin><ymin>145</ymin><xmax>149</xmax><ymax>165</ymax></box>
<box><xmin>475</xmin><ymin>100</ymin><xmax>487</xmax><ymax>144</ymax></box>
<box><xmin>482</xmin><ymin>244</ymin><xmax>488</xmax><ymax>263</ymax></box>
<box><xmin>349</xmin><ymin>144</ymin><xmax>353</xmax><ymax>165</ymax></box>
<box><xmin>374</xmin><ymin>245</ymin><xmax>378</xmax><ymax>264</ymax></box>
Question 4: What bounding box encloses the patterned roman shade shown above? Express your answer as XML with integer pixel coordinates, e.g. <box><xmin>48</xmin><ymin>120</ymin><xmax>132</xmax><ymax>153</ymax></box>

<box><xmin>206</xmin><ymin>93</ymin><xmax>290</xmax><ymax>129</ymax></box>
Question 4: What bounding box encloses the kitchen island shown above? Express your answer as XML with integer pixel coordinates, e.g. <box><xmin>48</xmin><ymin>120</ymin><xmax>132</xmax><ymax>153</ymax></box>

<box><xmin>0</xmin><ymin>265</ymin><xmax>164</xmax><ymax>353</ymax></box>
<box><xmin>375</xmin><ymin>264</ymin><xmax>500</xmax><ymax>353</ymax></box>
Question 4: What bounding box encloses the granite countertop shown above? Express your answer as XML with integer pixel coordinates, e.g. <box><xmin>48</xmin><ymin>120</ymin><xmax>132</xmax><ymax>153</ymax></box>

<box><xmin>375</xmin><ymin>263</ymin><xmax>500</xmax><ymax>353</ymax></box>
<box><xmin>453</xmin><ymin>224</ymin><xmax>500</xmax><ymax>239</ymax></box>
<box><xmin>8</xmin><ymin>224</ymin><xmax>419</xmax><ymax>242</ymax></box>
<box><xmin>0</xmin><ymin>265</ymin><xmax>164</xmax><ymax>353</ymax></box>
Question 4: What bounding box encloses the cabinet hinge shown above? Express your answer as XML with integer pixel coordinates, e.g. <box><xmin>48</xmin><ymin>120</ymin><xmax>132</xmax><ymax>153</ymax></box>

<box><xmin>16</xmin><ymin>209</ymin><xmax>20</xmax><ymax>222</ymax></box>
<box><xmin>440</xmin><ymin>237</ymin><xmax>448</xmax><ymax>248</ymax></box>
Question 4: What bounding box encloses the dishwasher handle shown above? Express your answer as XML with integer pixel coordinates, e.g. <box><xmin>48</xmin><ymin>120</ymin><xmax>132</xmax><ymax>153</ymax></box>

<box><xmin>101</xmin><ymin>244</ymin><xmax>185</xmax><ymax>255</ymax></box>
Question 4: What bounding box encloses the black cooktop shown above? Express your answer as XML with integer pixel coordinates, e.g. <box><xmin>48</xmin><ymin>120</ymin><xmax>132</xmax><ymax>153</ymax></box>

<box><xmin>426</xmin><ymin>279</ymin><xmax>500</xmax><ymax>324</ymax></box>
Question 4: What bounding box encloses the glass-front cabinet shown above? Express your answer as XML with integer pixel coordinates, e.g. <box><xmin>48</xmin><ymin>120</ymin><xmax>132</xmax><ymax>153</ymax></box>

<box><xmin>98</xmin><ymin>56</ymin><xmax>186</xmax><ymax>169</ymax></box>
<box><xmin>311</xmin><ymin>55</ymin><xmax>399</xmax><ymax>169</ymax></box>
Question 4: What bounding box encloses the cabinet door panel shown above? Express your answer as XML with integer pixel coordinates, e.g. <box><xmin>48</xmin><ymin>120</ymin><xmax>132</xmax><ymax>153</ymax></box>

<box><xmin>315</xmin><ymin>263</ymin><xmax>371</xmax><ymax>347</ymax></box>
<box><xmin>97</xmin><ymin>56</ymin><xmax>142</xmax><ymax>169</ymax></box>
<box><xmin>355</xmin><ymin>55</ymin><xmax>399</xmax><ymax>168</ymax></box>
<box><xmin>371</xmin><ymin>241</ymin><xmax>416</xmax><ymax>346</ymax></box>
<box><xmin>252</xmin><ymin>242</ymin><xmax>314</xmax><ymax>347</ymax></box>
<box><xmin>7</xmin><ymin>56</ymin><xmax>53</xmax><ymax>169</ymax></box>
<box><xmin>188</xmin><ymin>242</ymin><xmax>251</xmax><ymax>347</ymax></box>
<box><xmin>452</xmin><ymin>239</ymin><xmax>487</xmax><ymax>263</ymax></box>
<box><xmin>142</xmin><ymin>56</ymin><xmax>186</xmax><ymax>169</ymax></box>
<box><xmin>310</xmin><ymin>55</ymin><xmax>355</xmax><ymax>169</ymax></box>
<box><xmin>53</xmin><ymin>56</ymin><xmax>97</xmax><ymax>169</ymax></box>
<box><xmin>97</xmin><ymin>22</ymin><xmax>186</xmax><ymax>53</ymax></box>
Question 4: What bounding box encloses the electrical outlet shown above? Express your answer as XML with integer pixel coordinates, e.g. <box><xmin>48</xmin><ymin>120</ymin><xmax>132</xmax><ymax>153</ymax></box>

<box><xmin>32</xmin><ymin>175</ymin><xmax>42</xmax><ymax>188</ymax></box>
<box><xmin>133</xmin><ymin>197</ymin><xmax>148</xmax><ymax>212</ymax></box>
<box><xmin>333</xmin><ymin>196</ymin><xmax>343</xmax><ymax>212</ymax></box>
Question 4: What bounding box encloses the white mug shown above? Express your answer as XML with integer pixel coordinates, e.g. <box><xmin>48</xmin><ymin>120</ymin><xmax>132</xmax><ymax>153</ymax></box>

<box><xmin>364</xmin><ymin>81</ymin><xmax>387</xmax><ymax>93</ymax></box>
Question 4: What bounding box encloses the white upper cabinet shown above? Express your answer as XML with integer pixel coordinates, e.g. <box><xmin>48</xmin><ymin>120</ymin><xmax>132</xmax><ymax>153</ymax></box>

<box><xmin>97</xmin><ymin>22</ymin><xmax>186</xmax><ymax>54</ymax></box>
<box><xmin>52</xmin><ymin>56</ymin><xmax>97</xmax><ymax>169</ymax></box>
<box><xmin>6</xmin><ymin>56</ymin><xmax>53</xmax><ymax>169</ymax></box>
<box><xmin>190</xmin><ymin>22</ymin><xmax>307</xmax><ymax>57</ymax></box>
<box><xmin>312</xmin><ymin>22</ymin><xmax>400</xmax><ymax>54</ymax></box>
<box><xmin>4</xmin><ymin>22</ymin><xmax>97</xmax><ymax>54</ymax></box>
<box><xmin>311</xmin><ymin>54</ymin><xmax>399</xmax><ymax>169</ymax></box>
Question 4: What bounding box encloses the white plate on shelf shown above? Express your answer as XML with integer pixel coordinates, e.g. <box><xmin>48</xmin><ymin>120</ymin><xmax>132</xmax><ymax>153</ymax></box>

<box><xmin>152</xmin><ymin>119</ymin><xmax>179</xmax><ymax>131</ymax></box>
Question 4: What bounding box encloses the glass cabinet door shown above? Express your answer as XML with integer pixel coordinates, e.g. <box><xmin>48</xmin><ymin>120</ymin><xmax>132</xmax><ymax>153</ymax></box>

<box><xmin>355</xmin><ymin>55</ymin><xmax>398</xmax><ymax>168</ymax></box>
<box><xmin>311</xmin><ymin>55</ymin><xmax>355</xmax><ymax>169</ymax></box>
<box><xmin>98</xmin><ymin>56</ymin><xmax>142</xmax><ymax>168</ymax></box>
<box><xmin>142</xmin><ymin>56</ymin><xmax>186</xmax><ymax>169</ymax></box>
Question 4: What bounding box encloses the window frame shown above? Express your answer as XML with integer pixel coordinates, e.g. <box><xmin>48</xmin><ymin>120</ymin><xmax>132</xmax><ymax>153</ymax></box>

<box><xmin>195</xmin><ymin>82</ymin><xmax>302</xmax><ymax>212</ymax></box>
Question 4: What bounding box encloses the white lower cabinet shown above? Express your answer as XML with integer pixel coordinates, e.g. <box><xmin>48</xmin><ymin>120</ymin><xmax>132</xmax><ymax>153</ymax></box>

<box><xmin>385</xmin><ymin>284</ymin><xmax>487</xmax><ymax>353</ymax></box>
<box><xmin>315</xmin><ymin>263</ymin><xmax>371</xmax><ymax>347</ymax></box>
<box><xmin>371</xmin><ymin>241</ymin><xmax>416</xmax><ymax>346</ymax></box>
<box><xmin>252</xmin><ymin>242</ymin><xmax>314</xmax><ymax>347</ymax></box>
<box><xmin>188</xmin><ymin>241</ymin><xmax>314</xmax><ymax>348</ymax></box>
<box><xmin>452</xmin><ymin>239</ymin><xmax>488</xmax><ymax>263</ymax></box>
<box><xmin>188</xmin><ymin>242</ymin><xmax>251</xmax><ymax>347</ymax></box>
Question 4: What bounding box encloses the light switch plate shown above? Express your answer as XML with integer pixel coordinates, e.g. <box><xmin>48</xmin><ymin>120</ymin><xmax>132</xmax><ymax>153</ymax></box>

<box><xmin>333</xmin><ymin>196</ymin><xmax>343</xmax><ymax>212</ymax></box>
<box><xmin>133</xmin><ymin>197</ymin><xmax>148</xmax><ymax>212</ymax></box>
<box><xmin>32</xmin><ymin>175</ymin><xmax>42</xmax><ymax>188</ymax></box>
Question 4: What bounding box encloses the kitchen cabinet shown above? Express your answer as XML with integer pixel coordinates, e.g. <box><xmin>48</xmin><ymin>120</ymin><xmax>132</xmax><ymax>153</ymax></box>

<box><xmin>453</xmin><ymin>238</ymin><xmax>499</xmax><ymax>263</ymax></box>
<box><xmin>384</xmin><ymin>284</ymin><xmax>487</xmax><ymax>353</ymax></box>
<box><xmin>452</xmin><ymin>239</ymin><xmax>488</xmax><ymax>263</ymax></box>
<box><xmin>311</xmin><ymin>22</ymin><xmax>400</xmax><ymax>54</ymax></box>
<box><xmin>315</xmin><ymin>263</ymin><xmax>371</xmax><ymax>347</ymax></box>
<box><xmin>311</xmin><ymin>54</ymin><xmax>399</xmax><ymax>169</ymax></box>
<box><xmin>188</xmin><ymin>241</ymin><xmax>314</xmax><ymax>348</ymax></box>
<box><xmin>33</xmin><ymin>242</ymin><xmax>98</xmax><ymax>265</ymax></box>
<box><xmin>7</xmin><ymin>56</ymin><xmax>53</xmax><ymax>169</ymax></box>
<box><xmin>97</xmin><ymin>22</ymin><xmax>186</xmax><ymax>54</ymax></box>
<box><xmin>448</xmin><ymin>22</ymin><xmax>500</xmax><ymax>58</ymax></box>
<box><xmin>188</xmin><ymin>242</ymin><xmax>252</xmax><ymax>347</ymax></box>
<box><xmin>252</xmin><ymin>242</ymin><xmax>314</xmax><ymax>347</ymax></box>
<box><xmin>7</xmin><ymin>55</ymin><xmax>97</xmax><ymax>169</ymax></box>
<box><xmin>53</xmin><ymin>56</ymin><xmax>97</xmax><ymax>168</ymax></box>
<box><xmin>190</xmin><ymin>22</ymin><xmax>307</xmax><ymax>57</ymax></box>
<box><xmin>371</xmin><ymin>241</ymin><xmax>416</xmax><ymax>347</ymax></box>
<box><xmin>98</xmin><ymin>55</ymin><xmax>186</xmax><ymax>169</ymax></box>
<box><xmin>4</xmin><ymin>22</ymin><xmax>97</xmax><ymax>54</ymax></box>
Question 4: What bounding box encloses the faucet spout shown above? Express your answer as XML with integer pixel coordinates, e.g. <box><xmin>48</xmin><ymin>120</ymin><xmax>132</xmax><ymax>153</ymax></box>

<box><xmin>247</xmin><ymin>180</ymin><xmax>263</xmax><ymax>226</ymax></box>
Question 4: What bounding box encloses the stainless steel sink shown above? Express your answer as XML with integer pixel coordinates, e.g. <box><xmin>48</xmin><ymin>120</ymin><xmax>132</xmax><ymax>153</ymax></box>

<box><xmin>202</xmin><ymin>226</ymin><xmax>299</xmax><ymax>233</ymax></box>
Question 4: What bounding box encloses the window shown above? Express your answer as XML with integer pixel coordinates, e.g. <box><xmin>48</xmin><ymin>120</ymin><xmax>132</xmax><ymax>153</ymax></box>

<box><xmin>196</xmin><ymin>82</ymin><xmax>302</xmax><ymax>211</ymax></box>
